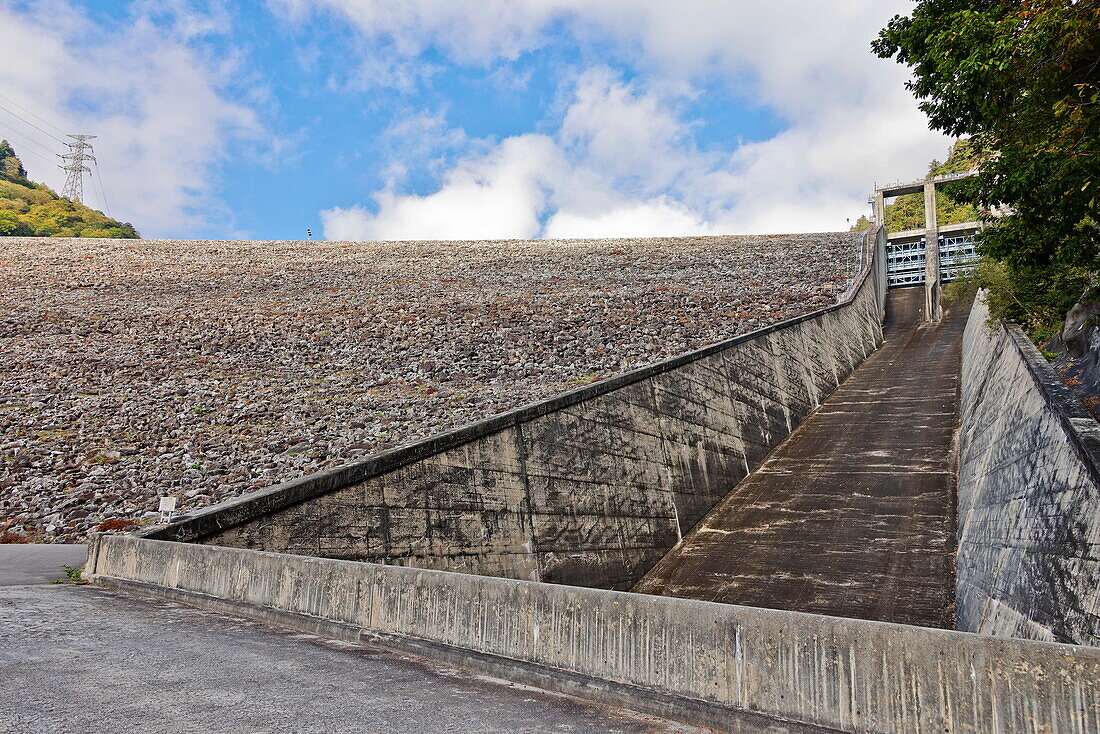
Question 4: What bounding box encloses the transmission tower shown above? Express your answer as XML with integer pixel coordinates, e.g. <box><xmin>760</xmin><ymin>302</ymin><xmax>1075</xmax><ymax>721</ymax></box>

<box><xmin>59</xmin><ymin>134</ymin><xmax>96</xmax><ymax>203</ymax></box>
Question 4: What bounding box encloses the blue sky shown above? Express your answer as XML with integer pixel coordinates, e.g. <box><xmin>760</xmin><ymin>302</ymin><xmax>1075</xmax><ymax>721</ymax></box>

<box><xmin>0</xmin><ymin>1</ymin><xmax>950</xmax><ymax>240</ymax></box>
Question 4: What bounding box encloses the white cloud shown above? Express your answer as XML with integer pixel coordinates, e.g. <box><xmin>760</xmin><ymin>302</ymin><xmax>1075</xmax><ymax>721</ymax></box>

<box><xmin>558</xmin><ymin>67</ymin><xmax>694</xmax><ymax>194</ymax></box>
<box><xmin>322</xmin><ymin>69</ymin><xmax>718</xmax><ymax>241</ymax></box>
<box><xmin>544</xmin><ymin>198</ymin><xmax>711</xmax><ymax>240</ymax></box>
<box><xmin>371</xmin><ymin>110</ymin><xmax>473</xmax><ymax>189</ymax></box>
<box><xmin>282</xmin><ymin>0</ymin><xmax>954</xmax><ymax>240</ymax></box>
<box><xmin>270</xmin><ymin>0</ymin><xmax>558</xmax><ymax>64</ymax></box>
<box><xmin>322</xmin><ymin>135</ymin><xmax>561</xmax><ymax>241</ymax></box>
<box><xmin>0</xmin><ymin>1</ymin><xmax>263</xmax><ymax>235</ymax></box>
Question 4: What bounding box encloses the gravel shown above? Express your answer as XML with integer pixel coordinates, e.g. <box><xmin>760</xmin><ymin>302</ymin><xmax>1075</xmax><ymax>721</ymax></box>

<box><xmin>0</xmin><ymin>233</ymin><xmax>862</xmax><ymax>542</ymax></box>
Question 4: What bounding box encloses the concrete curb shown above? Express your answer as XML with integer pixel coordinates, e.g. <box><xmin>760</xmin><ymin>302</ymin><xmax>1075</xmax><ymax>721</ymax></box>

<box><xmin>92</xmin><ymin>574</ymin><xmax>835</xmax><ymax>734</ymax></box>
<box><xmin>88</xmin><ymin>535</ymin><xmax>1100</xmax><ymax>734</ymax></box>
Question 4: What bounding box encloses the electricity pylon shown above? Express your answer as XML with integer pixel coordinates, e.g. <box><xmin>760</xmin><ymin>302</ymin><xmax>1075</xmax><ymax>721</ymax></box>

<box><xmin>59</xmin><ymin>134</ymin><xmax>96</xmax><ymax>203</ymax></box>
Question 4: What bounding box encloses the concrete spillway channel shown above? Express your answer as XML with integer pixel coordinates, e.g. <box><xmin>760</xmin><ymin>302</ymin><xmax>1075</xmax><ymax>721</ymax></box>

<box><xmin>82</xmin><ymin>269</ymin><xmax>1100</xmax><ymax>733</ymax></box>
<box><xmin>635</xmin><ymin>286</ymin><xmax>964</xmax><ymax>628</ymax></box>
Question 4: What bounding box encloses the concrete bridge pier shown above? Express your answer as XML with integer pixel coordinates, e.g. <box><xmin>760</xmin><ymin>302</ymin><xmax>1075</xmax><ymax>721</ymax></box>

<box><xmin>923</xmin><ymin>182</ymin><xmax>941</xmax><ymax>321</ymax></box>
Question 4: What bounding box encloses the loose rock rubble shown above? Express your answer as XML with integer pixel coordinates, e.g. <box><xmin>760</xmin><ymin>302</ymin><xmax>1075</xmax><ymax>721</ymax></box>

<box><xmin>0</xmin><ymin>233</ymin><xmax>862</xmax><ymax>542</ymax></box>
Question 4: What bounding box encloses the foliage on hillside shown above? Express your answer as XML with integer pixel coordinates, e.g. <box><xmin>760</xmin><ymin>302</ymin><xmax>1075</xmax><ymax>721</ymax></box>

<box><xmin>850</xmin><ymin>215</ymin><xmax>873</xmax><ymax>232</ymax></box>
<box><xmin>0</xmin><ymin>140</ymin><xmax>139</xmax><ymax>238</ymax></box>
<box><xmin>875</xmin><ymin>0</ymin><xmax>1100</xmax><ymax>337</ymax></box>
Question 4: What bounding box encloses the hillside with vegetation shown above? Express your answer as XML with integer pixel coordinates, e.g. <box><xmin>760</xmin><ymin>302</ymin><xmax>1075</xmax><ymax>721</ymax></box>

<box><xmin>852</xmin><ymin>139</ymin><xmax>981</xmax><ymax>233</ymax></box>
<box><xmin>0</xmin><ymin>140</ymin><xmax>138</xmax><ymax>238</ymax></box>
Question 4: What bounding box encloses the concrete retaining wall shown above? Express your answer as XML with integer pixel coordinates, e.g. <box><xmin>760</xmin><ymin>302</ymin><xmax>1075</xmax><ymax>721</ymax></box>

<box><xmin>958</xmin><ymin>296</ymin><xmax>1100</xmax><ymax>645</ymax></box>
<box><xmin>87</xmin><ymin>534</ymin><xmax>1100</xmax><ymax>734</ymax></box>
<box><xmin>145</xmin><ymin>230</ymin><xmax>888</xmax><ymax>591</ymax></box>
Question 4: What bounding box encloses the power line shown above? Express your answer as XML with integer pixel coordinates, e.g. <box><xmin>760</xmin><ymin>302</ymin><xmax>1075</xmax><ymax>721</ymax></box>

<box><xmin>0</xmin><ymin>90</ymin><xmax>68</xmax><ymax>137</ymax></box>
<box><xmin>1</xmin><ymin>143</ymin><xmax>55</xmax><ymax>170</ymax></box>
<box><xmin>0</xmin><ymin>90</ymin><xmax>114</xmax><ymax>215</ymax></box>
<box><xmin>0</xmin><ymin>124</ymin><xmax>59</xmax><ymax>159</ymax></box>
<box><xmin>1</xmin><ymin>128</ymin><xmax>112</xmax><ymax>216</ymax></box>
<box><xmin>93</xmin><ymin>159</ymin><xmax>112</xmax><ymax>218</ymax></box>
<box><xmin>0</xmin><ymin>102</ymin><xmax>66</xmax><ymax>144</ymax></box>
<box><xmin>0</xmin><ymin>108</ymin><xmax>65</xmax><ymax>155</ymax></box>
<box><xmin>0</xmin><ymin>126</ymin><xmax>60</xmax><ymax>170</ymax></box>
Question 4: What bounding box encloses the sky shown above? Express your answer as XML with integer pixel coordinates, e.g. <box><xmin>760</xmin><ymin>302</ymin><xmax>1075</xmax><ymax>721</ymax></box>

<box><xmin>0</xmin><ymin>0</ymin><xmax>952</xmax><ymax>241</ymax></box>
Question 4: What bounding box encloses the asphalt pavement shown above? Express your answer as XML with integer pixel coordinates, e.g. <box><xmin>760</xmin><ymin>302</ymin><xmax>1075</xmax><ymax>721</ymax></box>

<box><xmin>0</xmin><ymin>561</ymin><xmax>704</xmax><ymax>734</ymax></box>
<box><xmin>0</xmin><ymin>544</ymin><xmax>87</xmax><ymax>586</ymax></box>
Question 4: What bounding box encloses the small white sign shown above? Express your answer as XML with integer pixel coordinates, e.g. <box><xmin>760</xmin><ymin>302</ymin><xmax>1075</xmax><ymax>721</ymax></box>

<box><xmin>158</xmin><ymin>496</ymin><xmax>178</xmax><ymax>522</ymax></box>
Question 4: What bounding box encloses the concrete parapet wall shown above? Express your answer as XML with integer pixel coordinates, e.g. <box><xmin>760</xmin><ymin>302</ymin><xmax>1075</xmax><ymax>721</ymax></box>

<box><xmin>145</xmin><ymin>230</ymin><xmax>887</xmax><ymax>590</ymax></box>
<box><xmin>87</xmin><ymin>535</ymin><xmax>1100</xmax><ymax>734</ymax></box>
<box><xmin>958</xmin><ymin>296</ymin><xmax>1100</xmax><ymax>645</ymax></box>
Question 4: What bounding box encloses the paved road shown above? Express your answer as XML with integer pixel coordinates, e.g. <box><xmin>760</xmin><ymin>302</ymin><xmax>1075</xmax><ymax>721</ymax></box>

<box><xmin>0</xmin><ymin>583</ymin><xmax>705</xmax><ymax>734</ymax></box>
<box><xmin>0</xmin><ymin>544</ymin><xmax>86</xmax><ymax>586</ymax></box>
<box><xmin>636</xmin><ymin>287</ymin><xmax>962</xmax><ymax>627</ymax></box>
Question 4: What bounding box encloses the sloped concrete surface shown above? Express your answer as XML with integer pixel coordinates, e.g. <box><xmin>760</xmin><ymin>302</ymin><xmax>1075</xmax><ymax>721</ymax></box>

<box><xmin>0</xmin><ymin>584</ymin><xmax>705</xmax><ymax>734</ymax></box>
<box><xmin>635</xmin><ymin>287</ymin><xmax>962</xmax><ymax>627</ymax></box>
<box><xmin>957</xmin><ymin>296</ymin><xmax>1100</xmax><ymax>645</ymax></box>
<box><xmin>194</xmin><ymin>275</ymin><xmax>882</xmax><ymax>590</ymax></box>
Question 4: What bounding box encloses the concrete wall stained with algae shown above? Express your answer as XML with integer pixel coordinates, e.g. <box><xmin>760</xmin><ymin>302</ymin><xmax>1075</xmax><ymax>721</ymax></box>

<box><xmin>146</xmin><ymin>231</ymin><xmax>887</xmax><ymax>591</ymax></box>
<box><xmin>958</xmin><ymin>296</ymin><xmax>1100</xmax><ymax>646</ymax></box>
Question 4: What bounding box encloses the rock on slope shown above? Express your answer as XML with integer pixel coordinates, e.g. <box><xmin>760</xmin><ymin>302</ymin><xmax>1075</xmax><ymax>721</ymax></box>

<box><xmin>0</xmin><ymin>233</ymin><xmax>862</xmax><ymax>542</ymax></box>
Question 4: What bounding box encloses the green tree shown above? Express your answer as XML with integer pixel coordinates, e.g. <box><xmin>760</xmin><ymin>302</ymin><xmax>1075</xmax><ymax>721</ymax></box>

<box><xmin>0</xmin><ymin>210</ymin><xmax>33</xmax><ymax>236</ymax></box>
<box><xmin>0</xmin><ymin>140</ymin><xmax>31</xmax><ymax>186</ymax></box>
<box><xmin>874</xmin><ymin>0</ymin><xmax>1100</xmax><ymax>334</ymax></box>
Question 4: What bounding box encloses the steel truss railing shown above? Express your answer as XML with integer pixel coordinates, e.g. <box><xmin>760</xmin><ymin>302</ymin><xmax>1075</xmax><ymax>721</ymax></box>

<box><xmin>885</xmin><ymin>233</ymin><xmax>977</xmax><ymax>287</ymax></box>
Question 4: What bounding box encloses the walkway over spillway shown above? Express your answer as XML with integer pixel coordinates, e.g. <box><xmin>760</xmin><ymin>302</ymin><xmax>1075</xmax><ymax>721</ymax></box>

<box><xmin>635</xmin><ymin>287</ymin><xmax>964</xmax><ymax>628</ymax></box>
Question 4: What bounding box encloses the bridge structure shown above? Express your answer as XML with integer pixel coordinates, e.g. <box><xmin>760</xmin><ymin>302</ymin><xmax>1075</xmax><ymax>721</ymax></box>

<box><xmin>873</xmin><ymin>170</ymin><xmax>981</xmax><ymax>321</ymax></box>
